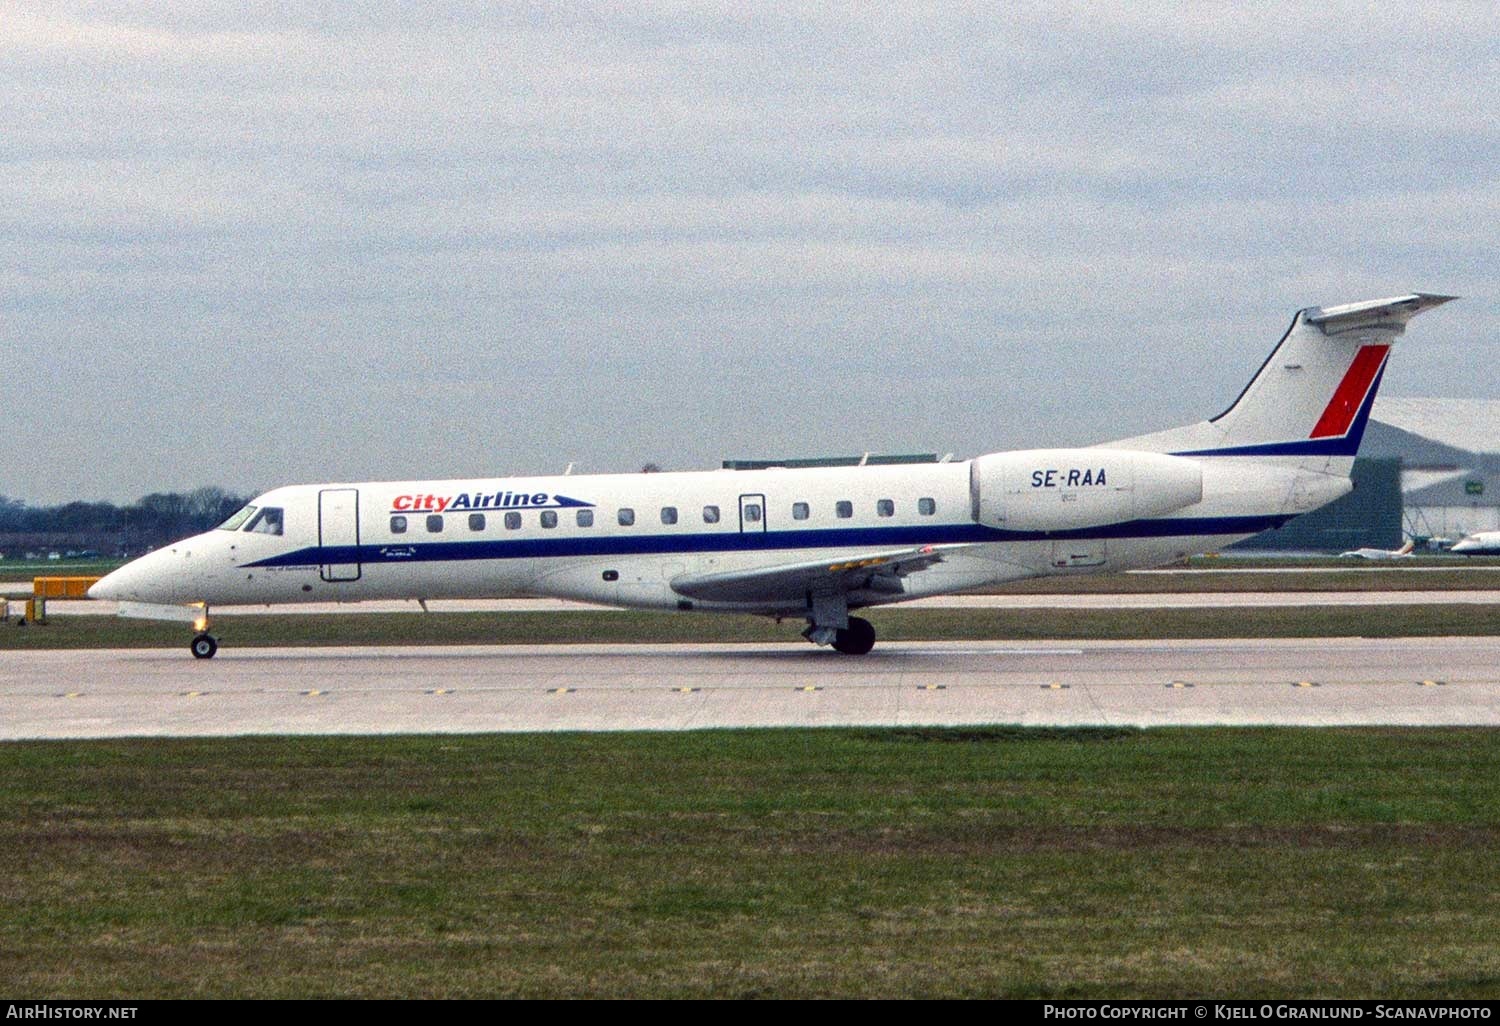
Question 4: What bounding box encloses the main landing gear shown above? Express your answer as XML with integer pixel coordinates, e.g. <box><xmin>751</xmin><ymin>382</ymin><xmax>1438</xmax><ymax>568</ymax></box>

<box><xmin>832</xmin><ymin>616</ymin><xmax>876</xmax><ymax>655</ymax></box>
<box><xmin>802</xmin><ymin>594</ymin><xmax>877</xmax><ymax>655</ymax></box>
<box><xmin>802</xmin><ymin>616</ymin><xmax>876</xmax><ymax>655</ymax></box>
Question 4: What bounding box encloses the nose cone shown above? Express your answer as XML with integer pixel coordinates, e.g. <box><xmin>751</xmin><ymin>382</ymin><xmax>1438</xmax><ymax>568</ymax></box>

<box><xmin>87</xmin><ymin>570</ymin><xmax>120</xmax><ymax>600</ymax></box>
<box><xmin>89</xmin><ymin>554</ymin><xmax>160</xmax><ymax>602</ymax></box>
<box><xmin>1451</xmin><ymin>538</ymin><xmax>1476</xmax><ymax>553</ymax></box>
<box><xmin>89</xmin><ymin>544</ymin><xmax>205</xmax><ymax>604</ymax></box>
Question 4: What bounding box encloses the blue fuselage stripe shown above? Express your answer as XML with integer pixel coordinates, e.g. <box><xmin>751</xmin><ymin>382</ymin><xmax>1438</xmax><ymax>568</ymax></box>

<box><xmin>245</xmin><ymin>515</ymin><xmax>1292</xmax><ymax>569</ymax></box>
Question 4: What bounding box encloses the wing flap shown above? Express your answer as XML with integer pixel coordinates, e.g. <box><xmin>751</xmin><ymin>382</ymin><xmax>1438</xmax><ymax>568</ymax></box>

<box><xmin>670</xmin><ymin>545</ymin><xmax>957</xmax><ymax>604</ymax></box>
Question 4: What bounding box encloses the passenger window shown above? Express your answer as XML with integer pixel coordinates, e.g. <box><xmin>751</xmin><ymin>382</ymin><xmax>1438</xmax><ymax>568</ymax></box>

<box><xmin>540</xmin><ymin>510</ymin><xmax>558</xmax><ymax>529</ymax></box>
<box><xmin>836</xmin><ymin>501</ymin><xmax>853</xmax><ymax>519</ymax></box>
<box><xmin>468</xmin><ymin>513</ymin><xmax>486</xmax><ymax>531</ymax></box>
<box><xmin>661</xmin><ymin>506</ymin><xmax>678</xmax><ymax>525</ymax></box>
<box><xmin>918</xmin><ymin>497</ymin><xmax>936</xmax><ymax>516</ymax></box>
<box><xmin>244</xmin><ymin>507</ymin><xmax>284</xmax><ymax>536</ymax></box>
<box><xmin>390</xmin><ymin>515</ymin><xmax>407</xmax><ymax>534</ymax></box>
<box><xmin>703</xmin><ymin>505</ymin><xmax>720</xmax><ymax>524</ymax></box>
<box><xmin>426</xmin><ymin>514</ymin><xmax>443</xmax><ymax>533</ymax></box>
<box><xmin>618</xmin><ymin>508</ymin><xmax>635</xmax><ymax>527</ymax></box>
<box><xmin>877</xmin><ymin>499</ymin><xmax>894</xmax><ymax>518</ymax></box>
<box><xmin>577</xmin><ymin>509</ymin><xmax>594</xmax><ymax>528</ymax></box>
<box><xmin>504</xmin><ymin>511</ymin><xmax>521</xmax><ymax>530</ymax></box>
<box><xmin>743</xmin><ymin>503</ymin><xmax>762</xmax><ymax>523</ymax></box>
<box><xmin>792</xmin><ymin>502</ymin><xmax>809</xmax><ymax>521</ymax></box>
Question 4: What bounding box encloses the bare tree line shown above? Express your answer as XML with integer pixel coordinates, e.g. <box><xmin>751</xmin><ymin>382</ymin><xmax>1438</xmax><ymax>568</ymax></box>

<box><xmin>0</xmin><ymin>487</ymin><xmax>252</xmax><ymax>557</ymax></box>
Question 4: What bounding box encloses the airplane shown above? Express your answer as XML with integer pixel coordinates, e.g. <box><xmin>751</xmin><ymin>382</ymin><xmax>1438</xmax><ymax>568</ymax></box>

<box><xmin>1451</xmin><ymin>531</ymin><xmax>1500</xmax><ymax>555</ymax></box>
<box><xmin>89</xmin><ymin>292</ymin><xmax>1455</xmax><ymax>659</ymax></box>
<box><xmin>1339</xmin><ymin>540</ymin><xmax>1416</xmax><ymax>559</ymax></box>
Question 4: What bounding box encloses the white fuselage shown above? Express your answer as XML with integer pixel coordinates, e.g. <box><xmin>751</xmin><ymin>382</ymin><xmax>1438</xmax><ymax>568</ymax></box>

<box><xmin>92</xmin><ymin>455</ymin><xmax>1346</xmax><ymax>615</ymax></box>
<box><xmin>87</xmin><ymin>290</ymin><xmax>1454</xmax><ymax>657</ymax></box>
<box><xmin>1451</xmin><ymin>531</ymin><xmax>1500</xmax><ymax>556</ymax></box>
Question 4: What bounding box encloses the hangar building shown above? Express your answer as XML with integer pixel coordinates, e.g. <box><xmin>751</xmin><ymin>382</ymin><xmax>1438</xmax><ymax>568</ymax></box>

<box><xmin>1363</xmin><ymin>398</ymin><xmax>1500</xmax><ymax>544</ymax></box>
<box><xmin>1232</xmin><ymin>397</ymin><xmax>1499</xmax><ymax>553</ymax></box>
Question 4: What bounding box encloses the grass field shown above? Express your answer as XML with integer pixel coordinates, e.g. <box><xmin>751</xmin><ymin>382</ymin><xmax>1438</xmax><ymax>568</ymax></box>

<box><xmin>5</xmin><ymin>603</ymin><xmax>1500</xmax><ymax>650</ymax></box>
<box><xmin>0</xmin><ymin>559</ymin><xmax>124</xmax><ymax>583</ymax></box>
<box><xmin>2</xmin><ymin>728</ymin><xmax>1498</xmax><ymax>998</ymax></box>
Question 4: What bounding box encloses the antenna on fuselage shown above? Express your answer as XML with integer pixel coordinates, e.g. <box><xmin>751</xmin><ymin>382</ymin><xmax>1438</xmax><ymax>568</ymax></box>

<box><xmin>563</xmin><ymin>463</ymin><xmax>575</xmax><ymax>476</ymax></box>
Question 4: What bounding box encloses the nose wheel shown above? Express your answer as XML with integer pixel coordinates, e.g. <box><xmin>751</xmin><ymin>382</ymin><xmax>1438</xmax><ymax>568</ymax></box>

<box><xmin>190</xmin><ymin>633</ymin><xmax>219</xmax><ymax>659</ymax></box>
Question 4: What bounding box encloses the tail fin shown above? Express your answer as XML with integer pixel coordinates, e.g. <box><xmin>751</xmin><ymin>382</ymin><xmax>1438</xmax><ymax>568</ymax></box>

<box><xmin>1105</xmin><ymin>293</ymin><xmax>1455</xmax><ymax>472</ymax></box>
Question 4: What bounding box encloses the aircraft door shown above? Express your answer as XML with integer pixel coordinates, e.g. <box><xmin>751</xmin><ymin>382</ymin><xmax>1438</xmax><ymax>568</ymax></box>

<box><xmin>318</xmin><ymin>488</ymin><xmax>362</xmax><ymax>582</ymax></box>
<box><xmin>738</xmin><ymin>494</ymin><xmax>767</xmax><ymax>533</ymax></box>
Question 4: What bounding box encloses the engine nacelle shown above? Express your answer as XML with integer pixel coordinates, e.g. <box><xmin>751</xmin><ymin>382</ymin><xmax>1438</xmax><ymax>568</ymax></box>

<box><xmin>970</xmin><ymin>448</ymin><xmax>1204</xmax><ymax>531</ymax></box>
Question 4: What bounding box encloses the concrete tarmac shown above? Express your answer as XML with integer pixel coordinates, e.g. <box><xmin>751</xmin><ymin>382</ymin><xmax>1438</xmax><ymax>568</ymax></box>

<box><xmin>4</xmin><ymin>637</ymin><xmax>1498</xmax><ymax>740</ymax></box>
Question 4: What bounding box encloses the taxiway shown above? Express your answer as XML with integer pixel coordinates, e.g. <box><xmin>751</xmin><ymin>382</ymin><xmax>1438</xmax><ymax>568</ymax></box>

<box><xmin>4</xmin><ymin>637</ymin><xmax>1497</xmax><ymax>739</ymax></box>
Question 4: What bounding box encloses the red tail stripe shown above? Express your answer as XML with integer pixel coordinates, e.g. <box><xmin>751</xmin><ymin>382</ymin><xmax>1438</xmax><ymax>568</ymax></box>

<box><xmin>1309</xmin><ymin>345</ymin><xmax>1389</xmax><ymax>439</ymax></box>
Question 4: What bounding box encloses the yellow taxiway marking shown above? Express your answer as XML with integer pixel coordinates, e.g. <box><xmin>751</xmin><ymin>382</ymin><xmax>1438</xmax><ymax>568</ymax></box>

<box><xmin>427</xmin><ymin>689</ymin><xmax>452</xmax><ymax>695</ymax></box>
<box><xmin>180</xmin><ymin>690</ymin><xmax>204</xmax><ymax>698</ymax></box>
<box><xmin>796</xmin><ymin>685</ymin><xmax>823</xmax><ymax>692</ymax></box>
<box><xmin>917</xmin><ymin>684</ymin><xmax>947</xmax><ymax>691</ymax></box>
<box><xmin>672</xmin><ymin>687</ymin><xmax>702</xmax><ymax>693</ymax></box>
<box><xmin>58</xmin><ymin>692</ymin><xmax>83</xmax><ymax>699</ymax></box>
<box><xmin>1418</xmin><ymin>680</ymin><xmax>1447</xmax><ymax>687</ymax></box>
<box><xmin>1167</xmin><ymin>681</ymin><xmax>1195</xmax><ymax>689</ymax></box>
<box><xmin>301</xmin><ymin>689</ymin><xmax>324</xmax><ymax>697</ymax></box>
<box><xmin>1041</xmin><ymin>683</ymin><xmax>1069</xmax><ymax>690</ymax></box>
<box><xmin>1293</xmin><ymin>681</ymin><xmax>1320</xmax><ymax>688</ymax></box>
<box><xmin>549</xmin><ymin>687</ymin><xmax>575</xmax><ymax>694</ymax></box>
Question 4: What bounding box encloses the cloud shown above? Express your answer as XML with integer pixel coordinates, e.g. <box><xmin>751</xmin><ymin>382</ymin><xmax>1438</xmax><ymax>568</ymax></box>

<box><xmin>0</xmin><ymin>1</ymin><xmax>1494</xmax><ymax>503</ymax></box>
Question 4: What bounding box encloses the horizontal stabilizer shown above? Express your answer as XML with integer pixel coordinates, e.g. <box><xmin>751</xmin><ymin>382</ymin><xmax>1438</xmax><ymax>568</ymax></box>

<box><xmin>1304</xmin><ymin>293</ymin><xmax>1456</xmax><ymax>334</ymax></box>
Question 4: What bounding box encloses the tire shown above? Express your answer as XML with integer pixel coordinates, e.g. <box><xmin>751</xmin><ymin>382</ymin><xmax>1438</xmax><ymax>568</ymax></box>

<box><xmin>831</xmin><ymin>616</ymin><xmax>876</xmax><ymax>655</ymax></box>
<box><xmin>190</xmin><ymin>633</ymin><xmax>218</xmax><ymax>659</ymax></box>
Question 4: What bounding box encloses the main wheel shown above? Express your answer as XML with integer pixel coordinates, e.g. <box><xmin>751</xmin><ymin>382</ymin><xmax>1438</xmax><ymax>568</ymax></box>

<box><xmin>831</xmin><ymin>616</ymin><xmax>876</xmax><ymax>655</ymax></box>
<box><xmin>190</xmin><ymin>633</ymin><xmax>218</xmax><ymax>659</ymax></box>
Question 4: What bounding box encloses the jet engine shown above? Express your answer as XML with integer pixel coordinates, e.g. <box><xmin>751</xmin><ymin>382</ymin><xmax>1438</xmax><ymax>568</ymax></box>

<box><xmin>970</xmin><ymin>448</ymin><xmax>1203</xmax><ymax>531</ymax></box>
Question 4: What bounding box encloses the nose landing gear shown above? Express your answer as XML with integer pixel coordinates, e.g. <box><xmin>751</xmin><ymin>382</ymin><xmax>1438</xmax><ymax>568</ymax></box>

<box><xmin>190</xmin><ymin>633</ymin><xmax>219</xmax><ymax>659</ymax></box>
<box><xmin>189</xmin><ymin>605</ymin><xmax>217</xmax><ymax>658</ymax></box>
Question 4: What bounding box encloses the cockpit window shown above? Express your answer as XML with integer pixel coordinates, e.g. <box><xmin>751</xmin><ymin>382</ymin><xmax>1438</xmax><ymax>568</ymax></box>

<box><xmin>243</xmin><ymin>507</ymin><xmax>284</xmax><ymax>536</ymax></box>
<box><xmin>217</xmin><ymin>505</ymin><xmax>257</xmax><ymax>531</ymax></box>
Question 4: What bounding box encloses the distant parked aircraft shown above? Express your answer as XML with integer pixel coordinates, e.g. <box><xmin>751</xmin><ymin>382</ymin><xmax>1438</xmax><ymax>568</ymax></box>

<box><xmin>1451</xmin><ymin>531</ymin><xmax>1500</xmax><ymax>555</ymax></box>
<box><xmin>1339</xmin><ymin>540</ymin><xmax>1415</xmax><ymax>560</ymax></box>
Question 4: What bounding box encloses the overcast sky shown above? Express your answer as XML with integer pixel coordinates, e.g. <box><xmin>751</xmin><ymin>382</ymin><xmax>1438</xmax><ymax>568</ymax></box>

<box><xmin>3</xmin><ymin>2</ymin><xmax>1496</xmax><ymax>505</ymax></box>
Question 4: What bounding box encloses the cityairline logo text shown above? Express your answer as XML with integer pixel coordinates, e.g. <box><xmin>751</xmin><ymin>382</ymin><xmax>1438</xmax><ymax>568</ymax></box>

<box><xmin>391</xmin><ymin>491</ymin><xmax>593</xmax><ymax>513</ymax></box>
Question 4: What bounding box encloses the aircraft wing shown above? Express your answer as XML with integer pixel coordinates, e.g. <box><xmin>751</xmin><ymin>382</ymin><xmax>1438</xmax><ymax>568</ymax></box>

<box><xmin>669</xmin><ymin>544</ymin><xmax>960</xmax><ymax>605</ymax></box>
